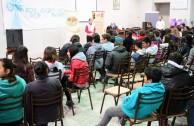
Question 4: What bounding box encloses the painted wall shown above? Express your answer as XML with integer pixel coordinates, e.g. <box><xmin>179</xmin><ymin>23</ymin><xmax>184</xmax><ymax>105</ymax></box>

<box><xmin>0</xmin><ymin>0</ymin><xmax>193</xmax><ymax>58</ymax></box>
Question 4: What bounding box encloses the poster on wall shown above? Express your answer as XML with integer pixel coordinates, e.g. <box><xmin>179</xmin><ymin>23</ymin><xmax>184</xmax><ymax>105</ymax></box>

<box><xmin>92</xmin><ymin>11</ymin><xmax>105</xmax><ymax>37</ymax></box>
<box><xmin>2</xmin><ymin>0</ymin><xmax>78</xmax><ymax>30</ymax></box>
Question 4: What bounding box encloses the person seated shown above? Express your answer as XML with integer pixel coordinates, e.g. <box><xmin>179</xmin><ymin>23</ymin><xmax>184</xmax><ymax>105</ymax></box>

<box><xmin>123</xmin><ymin>31</ymin><xmax>134</xmax><ymax>52</ymax></box>
<box><xmin>12</xmin><ymin>45</ymin><xmax>35</xmax><ymax>83</ymax></box>
<box><xmin>153</xmin><ymin>30</ymin><xmax>162</xmax><ymax>44</ymax></box>
<box><xmin>137</xmin><ymin>29</ymin><xmax>146</xmax><ymax>40</ymax></box>
<box><xmin>86</xmin><ymin>33</ymin><xmax>104</xmax><ymax>70</ymax></box>
<box><xmin>160</xmin><ymin>52</ymin><xmax>193</xmax><ymax>114</ymax></box>
<box><xmin>101</xmin><ymin>33</ymin><xmax>114</xmax><ymax>52</ymax></box>
<box><xmin>0</xmin><ymin>58</ymin><xmax>26</xmax><ymax>126</ymax></box>
<box><xmin>186</xmin><ymin>39</ymin><xmax>194</xmax><ymax>71</ymax></box>
<box><xmin>25</xmin><ymin>61</ymin><xmax>62</xmax><ymax>126</ymax></box>
<box><xmin>104</xmin><ymin>42</ymin><xmax>129</xmax><ymax>83</ymax></box>
<box><xmin>43</xmin><ymin>46</ymin><xmax>64</xmax><ymax>78</ymax></box>
<box><xmin>96</xmin><ymin>67</ymin><xmax>165</xmax><ymax>126</ymax></box>
<box><xmin>179</xmin><ymin>34</ymin><xmax>192</xmax><ymax>57</ymax></box>
<box><xmin>72</xmin><ymin>42</ymin><xmax>86</xmax><ymax>54</ymax></box>
<box><xmin>131</xmin><ymin>40</ymin><xmax>145</xmax><ymax>62</ymax></box>
<box><xmin>61</xmin><ymin>45</ymin><xmax>89</xmax><ymax>107</ymax></box>
<box><xmin>59</xmin><ymin>34</ymin><xmax>80</xmax><ymax>58</ymax></box>
<box><xmin>110</xmin><ymin>23</ymin><xmax>118</xmax><ymax>30</ymax></box>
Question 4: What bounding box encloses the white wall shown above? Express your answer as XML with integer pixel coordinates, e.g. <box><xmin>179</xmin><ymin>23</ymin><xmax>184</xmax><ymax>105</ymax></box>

<box><xmin>0</xmin><ymin>0</ymin><xmax>193</xmax><ymax>58</ymax></box>
<box><xmin>170</xmin><ymin>0</ymin><xmax>192</xmax><ymax>26</ymax></box>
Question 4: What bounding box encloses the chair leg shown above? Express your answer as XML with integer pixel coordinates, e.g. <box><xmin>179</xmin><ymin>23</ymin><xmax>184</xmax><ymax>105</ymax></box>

<box><xmin>61</xmin><ymin>119</ymin><xmax>64</xmax><ymax>126</ymax></box>
<box><xmin>69</xmin><ymin>92</ymin><xmax>75</xmax><ymax>115</ymax></box>
<box><xmin>55</xmin><ymin>121</ymin><xmax>57</xmax><ymax>126</ymax></box>
<box><xmin>100</xmin><ymin>93</ymin><xmax>106</xmax><ymax>113</ymax></box>
<box><xmin>171</xmin><ymin>117</ymin><xmax>176</xmax><ymax>126</ymax></box>
<box><xmin>114</xmin><ymin>96</ymin><xmax>120</xmax><ymax>106</ymax></box>
<box><xmin>87</xmin><ymin>88</ymin><xmax>93</xmax><ymax>110</ymax></box>
<box><xmin>147</xmin><ymin>121</ymin><xmax>151</xmax><ymax>126</ymax></box>
<box><xmin>78</xmin><ymin>90</ymin><xmax>82</xmax><ymax>103</ymax></box>
<box><xmin>77</xmin><ymin>91</ymin><xmax>80</xmax><ymax>103</ymax></box>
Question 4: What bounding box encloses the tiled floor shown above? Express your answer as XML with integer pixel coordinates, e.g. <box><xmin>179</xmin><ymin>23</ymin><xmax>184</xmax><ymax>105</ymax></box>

<box><xmin>48</xmin><ymin>79</ymin><xmax>187</xmax><ymax>126</ymax></box>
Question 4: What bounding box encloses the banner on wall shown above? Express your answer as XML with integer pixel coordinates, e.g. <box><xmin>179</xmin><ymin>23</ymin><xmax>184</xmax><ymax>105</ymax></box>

<box><xmin>92</xmin><ymin>11</ymin><xmax>105</xmax><ymax>37</ymax></box>
<box><xmin>2</xmin><ymin>0</ymin><xmax>79</xmax><ymax>32</ymax></box>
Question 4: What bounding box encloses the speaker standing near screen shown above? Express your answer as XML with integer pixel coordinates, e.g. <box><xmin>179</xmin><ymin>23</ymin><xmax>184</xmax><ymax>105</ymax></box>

<box><xmin>85</xmin><ymin>18</ymin><xmax>96</xmax><ymax>42</ymax></box>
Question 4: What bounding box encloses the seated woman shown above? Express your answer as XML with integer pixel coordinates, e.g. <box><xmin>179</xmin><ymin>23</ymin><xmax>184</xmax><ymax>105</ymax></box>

<box><xmin>25</xmin><ymin>61</ymin><xmax>62</xmax><ymax>126</ymax></box>
<box><xmin>43</xmin><ymin>46</ymin><xmax>64</xmax><ymax>78</ymax></box>
<box><xmin>13</xmin><ymin>45</ymin><xmax>35</xmax><ymax>83</ymax></box>
<box><xmin>61</xmin><ymin>45</ymin><xmax>89</xmax><ymax>107</ymax></box>
<box><xmin>0</xmin><ymin>58</ymin><xmax>26</xmax><ymax>126</ymax></box>
<box><xmin>96</xmin><ymin>67</ymin><xmax>165</xmax><ymax>126</ymax></box>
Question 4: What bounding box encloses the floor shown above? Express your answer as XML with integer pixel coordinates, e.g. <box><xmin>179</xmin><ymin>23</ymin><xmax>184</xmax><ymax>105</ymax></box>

<box><xmin>48</xmin><ymin>78</ymin><xmax>187</xmax><ymax>126</ymax></box>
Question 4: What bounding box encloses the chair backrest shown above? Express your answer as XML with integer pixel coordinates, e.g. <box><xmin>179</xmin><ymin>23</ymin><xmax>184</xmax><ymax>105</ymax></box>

<box><xmin>6</xmin><ymin>47</ymin><xmax>16</xmax><ymax>59</ymax></box>
<box><xmin>29</xmin><ymin>88</ymin><xmax>63</xmax><ymax>125</ymax></box>
<box><xmin>133</xmin><ymin>92</ymin><xmax>164</xmax><ymax>123</ymax></box>
<box><xmin>146</xmin><ymin>54</ymin><xmax>156</xmax><ymax>66</ymax></box>
<box><xmin>30</xmin><ymin>57</ymin><xmax>43</xmax><ymax>65</ymax></box>
<box><xmin>72</xmin><ymin>66</ymin><xmax>90</xmax><ymax>89</ymax></box>
<box><xmin>54</xmin><ymin>47</ymin><xmax>60</xmax><ymax>56</ymax></box>
<box><xmin>48</xmin><ymin>69</ymin><xmax>62</xmax><ymax>81</ymax></box>
<box><xmin>159</xmin><ymin>86</ymin><xmax>194</xmax><ymax>117</ymax></box>
<box><xmin>89</xmin><ymin>50</ymin><xmax>104</xmax><ymax>70</ymax></box>
<box><xmin>117</xmin><ymin>57</ymin><xmax>131</xmax><ymax>74</ymax></box>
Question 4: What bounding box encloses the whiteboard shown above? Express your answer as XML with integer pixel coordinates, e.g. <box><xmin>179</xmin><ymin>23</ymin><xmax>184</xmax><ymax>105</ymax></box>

<box><xmin>76</xmin><ymin>0</ymin><xmax>96</xmax><ymax>21</ymax></box>
<box><xmin>171</xmin><ymin>0</ymin><xmax>188</xmax><ymax>9</ymax></box>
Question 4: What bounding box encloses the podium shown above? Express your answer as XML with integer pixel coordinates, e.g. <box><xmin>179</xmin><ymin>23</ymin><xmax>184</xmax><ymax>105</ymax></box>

<box><xmin>116</xmin><ymin>30</ymin><xmax>126</xmax><ymax>39</ymax></box>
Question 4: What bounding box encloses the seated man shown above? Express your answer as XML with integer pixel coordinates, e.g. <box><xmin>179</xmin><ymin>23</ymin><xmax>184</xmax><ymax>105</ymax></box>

<box><xmin>96</xmin><ymin>67</ymin><xmax>165</xmax><ymax>126</ymax></box>
<box><xmin>86</xmin><ymin>33</ymin><xmax>104</xmax><ymax>77</ymax></box>
<box><xmin>160</xmin><ymin>52</ymin><xmax>193</xmax><ymax>114</ymax></box>
<box><xmin>101</xmin><ymin>33</ymin><xmax>114</xmax><ymax>52</ymax></box>
<box><xmin>142</xmin><ymin>37</ymin><xmax>158</xmax><ymax>64</ymax></box>
<box><xmin>186</xmin><ymin>39</ymin><xmax>194</xmax><ymax>71</ymax></box>
<box><xmin>104</xmin><ymin>42</ymin><xmax>129</xmax><ymax>83</ymax></box>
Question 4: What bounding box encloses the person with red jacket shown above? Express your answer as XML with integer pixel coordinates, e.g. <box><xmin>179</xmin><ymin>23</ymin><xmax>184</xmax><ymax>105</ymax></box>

<box><xmin>85</xmin><ymin>18</ymin><xmax>96</xmax><ymax>42</ymax></box>
<box><xmin>61</xmin><ymin>45</ymin><xmax>89</xmax><ymax>107</ymax></box>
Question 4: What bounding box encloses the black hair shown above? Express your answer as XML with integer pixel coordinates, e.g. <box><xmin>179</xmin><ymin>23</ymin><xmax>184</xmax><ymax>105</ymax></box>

<box><xmin>92</xmin><ymin>33</ymin><xmax>100</xmax><ymax>43</ymax></box>
<box><xmin>68</xmin><ymin>45</ymin><xmax>79</xmax><ymax>58</ymax></box>
<box><xmin>168</xmin><ymin>52</ymin><xmax>183</xmax><ymax>65</ymax></box>
<box><xmin>147</xmin><ymin>32</ymin><xmax>157</xmax><ymax>41</ymax></box>
<box><xmin>134</xmin><ymin>40</ymin><xmax>142</xmax><ymax>49</ymax></box>
<box><xmin>0</xmin><ymin>58</ymin><xmax>16</xmax><ymax>83</ymax></box>
<box><xmin>142</xmin><ymin>36</ymin><xmax>151</xmax><ymax>44</ymax></box>
<box><xmin>70</xmin><ymin>34</ymin><xmax>80</xmax><ymax>43</ymax></box>
<box><xmin>144</xmin><ymin>67</ymin><xmax>162</xmax><ymax>83</ymax></box>
<box><xmin>13</xmin><ymin>45</ymin><xmax>29</xmax><ymax>65</ymax></box>
<box><xmin>43</xmin><ymin>46</ymin><xmax>57</xmax><ymax>62</ymax></box>
<box><xmin>34</xmin><ymin>61</ymin><xmax>48</xmax><ymax>76</ymax></box>
<box><xmin>185</xmin><ymin>34</ymin><xmax>192</xmax><ymax>45</ymax></box>
<box><xmin>110</xmin><ymin>36</ymin><xmax>115</xmax><ymax>43</ymax></box>
<box><xmin>192</xmin><ymin>39</ymin><xmax>194</xmax><ymax>46</ymax></box>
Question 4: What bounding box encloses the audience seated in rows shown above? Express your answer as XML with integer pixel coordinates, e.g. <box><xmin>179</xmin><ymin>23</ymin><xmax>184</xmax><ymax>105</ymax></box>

<box><xmin>25</xmin><ymin>61</ymin><xmax>62</xmax><ymax>126</ymax></box>
<box><xmin>0</xmin><ymin>58</ymin><xmax>26</xmax><ymax>126</ymax></box>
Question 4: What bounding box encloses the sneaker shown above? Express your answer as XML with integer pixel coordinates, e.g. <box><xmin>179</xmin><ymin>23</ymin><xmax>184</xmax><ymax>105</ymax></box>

<box><xmin>66</xmin><ymin>101</ymin><xmax>74</xmax><ymax>107</ymax></box>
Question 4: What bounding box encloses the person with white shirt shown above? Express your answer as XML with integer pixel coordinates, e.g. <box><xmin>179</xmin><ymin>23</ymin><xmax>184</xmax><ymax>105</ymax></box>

<box><xmin>85</xmin><ymin>18</ymin><xmax>96</xmax><ymax>42</ymax></box>
<box><xmin>156</xmin><ymin>16</ymin><xmax>165</xmax><ymax>30</ymax></box>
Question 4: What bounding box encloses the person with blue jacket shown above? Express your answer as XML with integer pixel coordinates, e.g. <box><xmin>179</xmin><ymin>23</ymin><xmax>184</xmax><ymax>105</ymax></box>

<box><xmin>0</xmin><ymin>58</ymin><xmax>26</xmax><ymax>126</ymax></box>
<box><xmin>96</xmin><ymin>67</ymin><xmax>165</xmax><ymax>126</ymax></box>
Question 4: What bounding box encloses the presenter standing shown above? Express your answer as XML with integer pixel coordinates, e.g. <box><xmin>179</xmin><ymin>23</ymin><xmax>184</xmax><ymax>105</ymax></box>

<box><xmin>85</xmin><ymin>18</ymin><xmax>96</xmax><ymax>42</ymax></box>
<box><xmin>155</xmin><ymin>16</ymin><xmax>165</xmax><ymax>30</ymax></box>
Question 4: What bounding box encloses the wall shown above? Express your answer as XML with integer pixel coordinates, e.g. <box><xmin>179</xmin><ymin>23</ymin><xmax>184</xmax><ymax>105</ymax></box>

<box><xmin>170</xmin><ymin>0</ymin><xmax>191</xmax><ymax>26</ymax></box>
